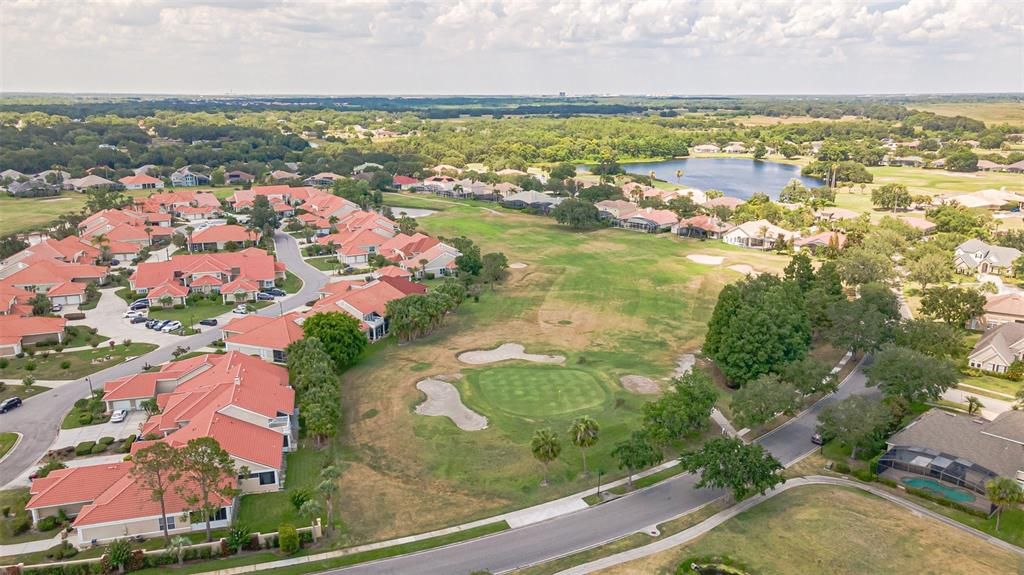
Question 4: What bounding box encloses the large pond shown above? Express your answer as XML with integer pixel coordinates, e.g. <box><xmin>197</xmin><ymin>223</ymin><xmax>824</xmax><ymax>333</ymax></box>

<box><xmin>593</xmin><ymin>157</ymin><xmax>822</xmax><ymax>200</ymax></box>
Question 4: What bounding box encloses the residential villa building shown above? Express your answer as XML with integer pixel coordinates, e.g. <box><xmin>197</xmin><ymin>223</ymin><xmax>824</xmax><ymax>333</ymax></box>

<box><xmin>27</xmin><ymin>352</ymin><xmax>296</xmax><ymax>546</ymax></box>
<box><xmin>692</xmin><ymin>144</ymin><xmax>721</xmax><ymax>154</ymax></box>
<box><xmin>118</xmin><ymin>174</ymin><xmax>164</xmax><ymax>190</ymax></box>
<box><xmin>795</xmin><ymin>231</ymin><xmax>847</xmax><ymax>254</ymax></box>
<box><xmin>721</xmin><ymin>219</ymin><xmax>798</xmax><ymax>249</ymax></box>
<box><xmin>309</xmin><ymin>276</ymin><xmax>427</xmax><ymax>341</ymax></box>
<box><xmin>170</xmin><ymin>166</ymin><xmax>211</xmax><ymax>187</ymax></box>
<box><xmin>954</xmin><ymin>239</ymin><xmax>1021</xmax><ymax>276</ymax></box>
<box><xmin>188</xmin><ymin>225</ymin><xmax>261</xmax><ymax>252</ymax></box>
<box><xmin>0</xmin><ymin>315</ymin><xmax>67</xmax><ymax>357</ymax></box>
<box><xmin>129</xmin><ymin>248</ymin><xmax>285</xmax><ymax>305</ymax></box>
<box><xmin>967</xmin><ymin>322</ymin><xmax>1024</xmax><ymax>373</ymax></box>
<box><xmin>302</xmin><ymin>172</ymin><xmax>343</xmax><ymax>188</ymax></box>
<box><xmin>971</xmin><ymin>293</ymin><xmax>1024</xmax><ymax>330</ymax></box>
<box><xmin>673</xmin><ymin>215</ymin><xmax>730</xmax><ymax>239</ymax></box>
<box><xmin>222</xmin><ymin>313</ymin><xmax>306</xmax><ymax>363</ymax></box>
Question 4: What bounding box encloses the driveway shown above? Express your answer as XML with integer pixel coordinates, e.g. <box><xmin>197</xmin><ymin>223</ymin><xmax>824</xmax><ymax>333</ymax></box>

<box><xmin>67</xmin><ymin>289</ymin><xmax>181</xmax><ymax>347</ymax></box>
<box><xmin>0</xmin><ymin>231</ymin><xmax>328</xmax><ymax>487</ymax></box>
<box><xmin>943</xmin><ymin>387</ymin><xmax>1016</xmax><ymax>420</ymax></box>
<box><xmin>50</xmin><ymin>410</ymin><xmax>147</xmax><ymax>449</ymax></box>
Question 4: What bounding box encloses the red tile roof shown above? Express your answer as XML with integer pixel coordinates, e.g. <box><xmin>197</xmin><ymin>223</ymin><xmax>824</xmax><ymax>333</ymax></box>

<box><xmin>103</xmin><ymin>373</ymin><xmax>160</xmax><ymax>401</ymax></box>
<box><xmin>393</xmin><ymin>175</ymin><xmax>418</xmax><ymax>185</ymax></box>
<box><xmin>119</xmin><ymin>174</ymin><xmax>162</xmax><ymax>186</ymax></box>
<box><xmin>149</xmin><ymin>282</ymin><xmax>190</xmax><ymax>298</ymax></box>
<box><xmin>0</xmin><ymin>315</ymin><xmax>66</xmax><ymax>339</ymax></box>
<box><xmin>131</xmin><ymin>249</ymin><xmax>276</xmax><ymax>291</ymax></box>
<box><xmin>73</xmin><ymin>467</ymin><xmax>233</xmax><ymax>527</ymax></box>
<box><xmin>220</xmin><ymin>278</ymin><xmax>259</xmax><ymax>294</ymax></box>
<box><xmin>190</xmin><ymin>225</ymin><xmax>260</xmax><ymax>244</ymax></box>
<box><xmin>26</xmin><ymin>463</ymin><xmax>131</xmax><ymax>511</ymax></box>
<box><xmin>373</xmin><ymin>265</ymin><xmax>412</xmax><ymax>279</ymax></box>
<box><xmin>223</xmin><ymin>313</ymin><xmax>305</xmax><ymax>351</ymax></box>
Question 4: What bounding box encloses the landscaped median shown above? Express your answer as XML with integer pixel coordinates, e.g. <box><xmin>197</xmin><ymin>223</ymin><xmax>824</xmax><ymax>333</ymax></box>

<box><xmin>0</xmin><ymin>342</ymin><xmax>157</xmax><ymax>380</ymax></box>
<box><xmin>0</xmin><ymin>433</ymin><xmax>18</xmax><ymax>460</ymax></box>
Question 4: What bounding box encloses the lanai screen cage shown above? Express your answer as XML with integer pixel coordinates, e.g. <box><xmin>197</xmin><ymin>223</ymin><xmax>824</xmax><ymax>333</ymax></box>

<box><xmin>877</xmin><ymin>446</ymin><xmax>998</xmax><ymax>495</ymax></box>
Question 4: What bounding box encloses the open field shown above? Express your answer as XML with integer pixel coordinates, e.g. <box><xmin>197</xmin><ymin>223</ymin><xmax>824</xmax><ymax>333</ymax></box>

<box><xmin>595</xmin><ymin>485</ymin><xmax>1023</xmax><ymax>575</ymax></box>
<box><xmin>0</xmin><ymin>190</ymin><xmax>155</xmax><ymax>236</ymax></box>
<box><xmin>327</xmin><ymin>195</ymin><xmax>789</xmax><ymax>543</ymax></box>
<box><xmin>911</xmin><ymin>101</ymin><xmax>1024</xmax><ymax>126</ymax></box>
<box><xmin>729</xmin><ymin>114</ymin><xmax>863</xmax><ymax>126</ymax></box>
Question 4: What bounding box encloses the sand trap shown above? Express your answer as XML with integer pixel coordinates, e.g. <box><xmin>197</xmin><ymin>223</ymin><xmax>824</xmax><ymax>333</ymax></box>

<box><xmin>687</xmin><ymin>254</ymin><xmax>725</xmax><ymax>265</ymax></box>
<box><xmin>509</xmin><ymin>262</ymin><xmax>528</xmax><ymax>269</ymax></box>
<box><xmin>673</xmin><ymin>353</ymin><xmax>696</xmax><ymax>377</ymax></box>
<box><xmin>415</xmin><ymin>377</ymin><xmax>488</xmax><ymax>431</ymax></box>
<box><xmin>620</xmin><ymin>375</ymin><xmax>661</xmax><ymax>395</ymax></box>
<box><xmin>458</xmin><ymin>343</ymin><xmax>565</xmax><ymax>365</ymax></box>
<box><xmin>728</xmin><ymin>264</ymin><xmax>759</xmax><ymax>276</ymax></box>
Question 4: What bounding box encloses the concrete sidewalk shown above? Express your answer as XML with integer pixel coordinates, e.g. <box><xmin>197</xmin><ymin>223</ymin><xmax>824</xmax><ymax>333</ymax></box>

<box><xmin>556</xmin><ymin>475</ymin><xmax>1024</xmax><ymax>575</ymax></box>
<box><xmin>0</xmin><ymin>533</ymin><xmax>63</xmax><ymax>557</ymax></box>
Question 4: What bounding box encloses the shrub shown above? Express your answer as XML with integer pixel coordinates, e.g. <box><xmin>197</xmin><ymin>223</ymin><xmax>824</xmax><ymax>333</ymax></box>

<box><xmin>0</xmin><ymin>358</ymin><xmax>7</xmax><ymax>369</ymax></box>
<box><xmin>37</xmin><ymin>515</ymin><xmax>59</xmax><ymax>531</ymax></box>
<box><xmin>36</xmin><ymin>460</ymin><xmax>67</xmax><ymax>478</ymax></box>
<box><xmin>106</xmin><ymin>539</ymin><xmax>133</xmax><ymax>572</ymax></box>
<box><xmin>15</xmin><ymin>352</ymin><xmax>24</xmax><ymax>359</ymax></box>
<box><xmin>833</xmin><ymin>462</ymin><xmax>851</xmax><ymax>474</ymax></box>
<box><xmin>63</xmin><ymin>312</ymin><xmax>85</xmax><ymax>321</ymax></box>
<box><xmin>74</xmin><ymin>398</ymin><xmax>89</xmax><ymax>409</ymax></box>
<box><xmin>298</xmin><ymin>530</ymin><xmax>313</xmax><ymax>544</ymax></box>
<box><xmin>60</xmin><ymin>360</ymin><xmax>71</xmax><ymax>370</ymax></box>
<box><xmin>9</xmin><ymin>512</ymin><xmax>31</xmax><ymax>535</ymax></box>
<box><xmin>288</xmin><ymin>488</ymin><xmax>311</xmax><ymax>511</ymax></box>
<box><xmin>78</xmin><ymin>412</ymin><xmax>93</xmax><ymax>425</ymax></box>
<box><xmin>278</xmin><ymin>524</ymin><xmax>299</xmax><ymax>555</ymax></box>
<box><xmin>75</xmin><ymin>441</ymin><xmax>96</xmax><ymax>456</ymax></box>
<box><xmin>1</xmin><ymin>505</ymin><xmax>9</xmax><ymax>517</ymax></box>
<box><xmin>98</xmin><ymin>436</ymin><xmax>115</xmax><ymax>445</ymax></box>
<box><xmin>226</xmin><ymin>523</ymin><xmax>251</xmax><ymax>554</ymax></box>
<box><xmin>24</xmin><ymin>361</ymin><xmax>36</xmax><ymax>372</ymax></box>
<box><xmin>852</xmin><ymin>468</ymin><xmax>875</xmax><ymax>482</ymax></box>
<box><xmin>90</xmin><ymin>340</ymin><xmax>100</xmax><ymax>348</ymax></box>
<box><xmin>173</xmin><ymin>303</ymin><xmax>185</xmax><ymax>310</ymax></box>
<box><xmin>54</xmin><ymin>345</ymin><xmax>64</xmax><ymax>352</ymax></box>
<box><xmin>90</xmin><ymin>444</ymin><xmax>107</xmax><ymax>454</ymax></box>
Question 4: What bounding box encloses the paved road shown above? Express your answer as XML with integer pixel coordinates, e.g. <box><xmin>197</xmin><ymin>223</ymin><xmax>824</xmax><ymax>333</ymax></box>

<box><xmin>318</xmin><ymin>357</ymin><xmax>876</xmax><ymax>575</ymax></box>
<box><xmin>0</xmin><ymin>232</ymin><xmax>326</xmax><ymax>486</ymax></box>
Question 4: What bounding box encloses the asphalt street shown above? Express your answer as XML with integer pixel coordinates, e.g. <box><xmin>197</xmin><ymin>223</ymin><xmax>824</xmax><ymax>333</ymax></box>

<box><xmin>0</xmin><ymin>232</ymin><xmax>326</xmax><ymax>486</ymax></box>
<box><xmin>320</xmin><ymin>357</ymin><xmax>876</xmax><ymax>575</ymax></box>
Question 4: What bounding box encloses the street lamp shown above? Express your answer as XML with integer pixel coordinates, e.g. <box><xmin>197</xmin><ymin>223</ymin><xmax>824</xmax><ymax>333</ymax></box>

<box><xmin>596</xmin><ymin>468</ymin><xmax>604</xmax><ymax>500</ymax></box>
<box><xmin>86</xmin><ymin>376</ymin><xmax>93</xmax><ymax>395</ymax></box>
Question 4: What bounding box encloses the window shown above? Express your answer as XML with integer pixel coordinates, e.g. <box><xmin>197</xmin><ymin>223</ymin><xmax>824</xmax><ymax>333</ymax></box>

<box><xmin>258</xmin><ymin>471</ymin><xmax>277</xmax><ymax>485</ymax></box>
<box><xmin>158</xmin><ymin>515</ymin><xmax>176</xmax><ymax>530</ymax></box>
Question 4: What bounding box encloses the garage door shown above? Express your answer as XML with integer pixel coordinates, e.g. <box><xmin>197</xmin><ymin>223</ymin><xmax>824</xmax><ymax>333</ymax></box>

<box><xmin>111</xmin><ymin>400</ymin><xmax>133</xmax><ymax>411</ymax></box>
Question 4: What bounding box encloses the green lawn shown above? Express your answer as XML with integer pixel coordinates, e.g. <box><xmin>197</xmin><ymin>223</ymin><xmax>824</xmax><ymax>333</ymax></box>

<box><xmin>0</xmin><ymin>191</ymin><xmax>153</xmax><ymax>236</ymax></box>
<box><xmin>305</xmin><ymin>256</ymin><xmax>342</xmax><ymax>272</ymax></box>
<box><xmin>600</xmin><ymin>485</ymin><xmax>1023</xmax><ymax>575</ymax></box>
<box><xmin>281</xmin><ymin>271</ymin><xmax>303</xmax><ymax>294</ymax></box>
<box><xmin>0</xmin><ymin>432</ymin><xmax>17</xmax><ymax>459</ymax></box>
<box><xmin>0</xmin><ymin>489</ymin><xmax>60</xmax><ymax>546</ymax></box>
<box><xmin>959</xmin><ymin>372</ymin><xmax>1021</xmax><ymax>398</ymax></box>
<box><xmin>59</xmin><ymin>325</ymin><xmax>109</xmax><ymax>348</ymax></box>
<box><xmin>0</xmin><ymin>384</ymin><xmax>47</xmax><ymax>403</ymax></box>
<box><xmin>237</xmin><ymin>448</ymin><xmax>328</xmax><ymax>533</ymax></box>
<box><xmin>0</xmin><ymin>343</ymin><xmax>158</xmax><ymax>380</ymax></box>
<box><xmin>463</xmin><ymin>365</ymin><xmax>610</xmax><ymax>418</ymax></box>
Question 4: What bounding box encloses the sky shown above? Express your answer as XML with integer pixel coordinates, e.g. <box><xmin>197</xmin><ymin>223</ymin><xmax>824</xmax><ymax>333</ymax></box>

<box><xmin>1</xmin><ymin>0</ymin><xmax>1022</xmax><ymax>96</ymax></box>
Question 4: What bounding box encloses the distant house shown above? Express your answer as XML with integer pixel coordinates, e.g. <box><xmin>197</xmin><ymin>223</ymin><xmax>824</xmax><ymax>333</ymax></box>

<box><xmin>423</xmin><ymin>175</ymin><xmax>456</xmax><ymax>193</ymax></box>
<box><xmin>1005</xmin><ymin>160</ymin><xmax>1024</xmax><ymax>174</ymax></box>
<box><xmin>170</xmin><ymin>166</ymin><xmax>211</xmax><ymax>187</ymax></box>
<box><xmin>118</xmin><ymin>174</ymin><xmax>164</xmax><ymax>190</ymax></box>
<box><xmin>6</xmin><ymin>179</ymin><xmax>59</xmax><ymax>198</ymax></box>
<box><xmin>673</xmin><ymin>215</ymin><xmax>729</xmax><ymax>239</ymax></box>
<box><xmin>899</xmin><ymin>217</ymin><xmax>937</xmax><ymax>235</ymax></box>
<box><xmin>352</xmin><ymin>162</ymin><xmax>383</xmax><ymax>174</ymax></box>
<box><xmin>722</xmin><ymin>142</ymin><xmax>747</xmax><ymax>154</ymax></box>
<box><xmin>188</xmin><ymin>225</ymin><xmax>261</xmax><ymax>252</ymax></box>
<box><xmin>302</xmin><ymin>172</ymin><xmax>343</xmax><ymax>188</ymax></box>
<box><xmin>617</xmin><ymin>207</ymin><xmax>679</xmax><ymax>233</ymax></box>
<box><xmin>268</xmin><ymin>170</ymin><xmax>300</xmax><ymax>183</ymax></box>
<box><xmin>722</xmin><ymin>219</ymin><xmax>797</xmax><ymax>249</ymax></box>
<box><xmin>887</xmin><ymin>156</ymin><xmax>926</xmax><ymax>167</ymax></box>
<box><xmin>130</xmin><ymin>248</ymin><xmax>284</xmax><ymax>301</ymax></box>
<box><xmin>392</xmin><ymin>175</ymin><xmax>419</xmax><ymax>190</ymax></box>
<box><xmin>977</xmin><ymin>160</ymin><xmax>1007</xmax><ymax>172</ymax></box>
<box><xmin>795</xmin><ymin>231</ymin><xmax>847</xmax><ymax>254</ymax></box>
<box><xmin>954</xmin><ymin>239</ymin><xmax>1021</xmax><ymax>275</ymax></box>
<box><xmin>692</xmin><ymin>144</ymin><xmax>721</xmax><ymax>154</ymax></box>
<box><xmin>814</xmin><ymin>207</ymin><xmax>860</xmax><ymax>223</ymax></box>
<box><xmin>501</xmin><ymin>190</ymin><xmax>564</xmax><ymax>211</ymax></box>
<box><xmin>224</xmin><ymin>171</ymin><xmax>255</xmax><ymax>184</ymax></box>
<box><xmin>703</xmin><ymin>196</ymin><xmax>745</xmax><ymax>211</ymax></box>
<box><xmin>972</xmin><ymin>293</ymin><xmax>1024</xmax><ymax>330</ymax></box>
<box><xmin>65</xmin><ymin>175</ymin><xmax>118</xmax><ymax>192</ymax></box>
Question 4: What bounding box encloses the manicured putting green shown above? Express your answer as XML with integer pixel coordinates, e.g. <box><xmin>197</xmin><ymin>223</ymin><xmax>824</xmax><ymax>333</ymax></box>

<box><xmin>471</xmin><ymin>366</ymin><xmax>608</xmax><ymax>418</ymax></box>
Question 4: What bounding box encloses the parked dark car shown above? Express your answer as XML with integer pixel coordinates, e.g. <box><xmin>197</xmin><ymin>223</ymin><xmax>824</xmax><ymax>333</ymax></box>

<box><xmin>145</xmin><ymin>319</ymin><xmax>160</xmax><ymax>329</ymax></box>
<box><xmin>256</xmin><ymin>292</ymin><xmax>275</xmax><ymax>301</ymax></box>
<box><xmin>262</xmin><ymin>288</ymin><xmax>286</xmax><ymax>297</ymax></box>
<box><xmin>110</xmin><ymin>259</ymin><xmax>120</xmax><ymax>266</ymax></box>
<box><xmin>0</xmin><ymin>397</ymin><xmax>22</xmax><ymax>413</ymax></box>
<box><xmin>198</xmin><ymin>318</ymin><xmax>218</xmax><ymax>326</ymax></box>
<box><xmin>130</xmin><ymin>316</ymin><xmax>148</xmax><ymax>324</ymax></box>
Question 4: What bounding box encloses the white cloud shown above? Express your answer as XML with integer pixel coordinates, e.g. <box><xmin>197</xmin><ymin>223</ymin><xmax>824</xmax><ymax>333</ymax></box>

<box><xmin>0</xmin><ymin>0</ymin><xmax>1020</xmax><ymax>94</ymax></box>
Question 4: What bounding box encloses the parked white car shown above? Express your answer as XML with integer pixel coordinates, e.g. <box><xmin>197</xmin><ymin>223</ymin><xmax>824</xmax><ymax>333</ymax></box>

<box><xmin>232</xmin><ymin>305</ymin><xmax>250</xmax><ymax>314</ymax></box>
<box><xmin>109</xmin><ymin>409</ymin><xmax>128</xmax><ymax>423</ymax></box>
<box><xmin>159</xmin><ymin>320</ymin><xmax>183</xmax><ymax>333</ymax></box>
<box><xmin>123</xmin><ymin>309</ymin><xmax>148</xmax><ymax>319</ymax></box>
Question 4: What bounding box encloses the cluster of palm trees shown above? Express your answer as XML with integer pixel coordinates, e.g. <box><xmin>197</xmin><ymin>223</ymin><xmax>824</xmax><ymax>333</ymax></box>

<box><xmin>385</xmin><ymin>280</ymin><xmax>466</xmax><ymax>342</ymax></box>
<box><xmin>530</xmin><ymin>416</ymin><xmax>600</xmax><ymax>485</ymax></box>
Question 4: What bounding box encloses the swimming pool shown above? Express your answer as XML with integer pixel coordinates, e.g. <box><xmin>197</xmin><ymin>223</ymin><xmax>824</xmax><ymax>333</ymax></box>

<box><xmin>901</xmin><ymin>477</ymin><xmax>976</xmax><ymax>503</ymax></box>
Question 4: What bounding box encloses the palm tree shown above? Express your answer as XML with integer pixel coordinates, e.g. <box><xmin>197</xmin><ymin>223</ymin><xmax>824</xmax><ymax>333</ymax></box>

<box><xmin>299</xmin><ymin>498</ymin><xmax>325</xmax><ymax>526</ymax></box>
<box><xmin>144</xmin><ymin>226</ymin><xmax>153</xmax><ymax>247</ymax></box>
<box><xmin>92</xmin><ymin>233</ymin><xmax>111</xmax><ymax>263</ymax></box>
<box><xmin>184</xmin><ymin>226</ymin><xmax>195</xmax><ymax>252</ymax></box>
<box><xmin>530</xmin><ymin>428</ymin><xmax>562</xmax><ymax>486</ymax></box>
<box><xmin>318</xmin><ymin>466</ymin><xmax>340</xmax><ymax>531</ymax></box>
<box><xmin>418</xmin><ymin>258</ymin><xmax>428</xmax><ymax>278</ymax></box>
<box><xmin>966</xmin><ymin>396</ymin><xmax>984</xmax><ymax>415</ymax></box>
<box><xmin>758</xmin><ymin>225</ymin><xmax>769</xmax><ymax>251</ymax></box>
<box><xmin>568</xmin><ymin>416</ymin><xmax>600</xmax><ymax>476</ymax></box>
<box><xmin>986</xmin><ymin>477</ymin><xmax>1023</xmax><ymax>531</ymax></box>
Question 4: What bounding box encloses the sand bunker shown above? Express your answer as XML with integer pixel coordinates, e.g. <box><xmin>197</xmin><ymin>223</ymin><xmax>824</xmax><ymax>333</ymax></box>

<box><xmin>686</xmin><ymin>254</ymin><xmax>724</xmax><ymax>265</ymax></box>
<box><xmin>509</xmin><ymin>262</ymin><xmax>528</xmax><ymax>269</ymax></box>
<box><xmin>415</xmin><ymin>377</ymin><xmax>488</xmax><ymax>431</ymax></box>
<box><xmin>728</xmin><ymin>264</ymin><xmax>758</xmax><ymax>276</ymax></box>
<box><xmin>458</xmin><ymin>343</ymin><xmax>565</xmax><ymax>365</ymax></box>
<box><xmin>620</xmin><ymin>375</ymin><xmax>661</xmax><ymax>395</ymax></box>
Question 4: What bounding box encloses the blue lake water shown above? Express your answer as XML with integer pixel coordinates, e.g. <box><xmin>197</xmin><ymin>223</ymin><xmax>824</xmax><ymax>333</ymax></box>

<box><xmin>601</xmin><ymin>158</ymin><xmax>823</xmax><ymax>200</ymax></box>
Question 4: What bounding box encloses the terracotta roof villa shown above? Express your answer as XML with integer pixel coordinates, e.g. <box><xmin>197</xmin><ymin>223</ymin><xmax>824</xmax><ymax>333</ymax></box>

<box><xmin>309</xmin><ymin>276</ymin><xmax>427</xmax><ymax>340</ymax></box>
<box><xmin>188</xmin><ymin>224</ymin><xmax>261</xmax><ymax>251</ymax></box>
<box><xmin>129</xmin><ymin>248</ymin><xmax>284</xmax><ymax>304</ymax></box>
<box><xmin>222</xmin><ymin>312</ymin><xmax>306</xmax><ymax>362</ymax></box>
<box><xmin>0</xmin><ymin>315</ymin><xmax>67</xmax><ymax>357</ymax></box>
